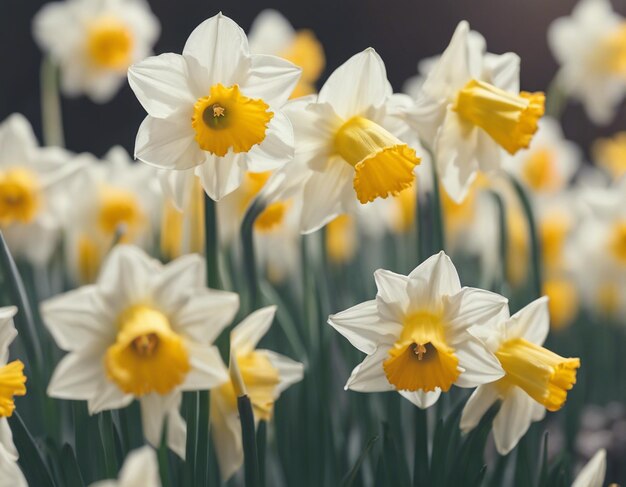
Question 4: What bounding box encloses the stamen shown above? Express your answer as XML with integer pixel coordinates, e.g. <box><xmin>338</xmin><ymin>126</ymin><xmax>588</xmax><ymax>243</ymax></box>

<box><xmin>132</xmin><ymin>333</ymin><xmax>159</xmax><ymax>357</ymax></box>
<box><xmin>213</xmin><ymin>104</ymin><xmax>225</xmax><ymax>117</ymax></box>
<box><xmin>413</xmin><ymin>343</ymin><xmax>427</xmax><ymax>361</ymax></box>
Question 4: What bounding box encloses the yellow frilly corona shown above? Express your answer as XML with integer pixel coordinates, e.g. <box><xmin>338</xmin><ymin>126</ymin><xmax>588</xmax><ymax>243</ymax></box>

<box><xmin>0</xmin><ymin>360</ymin><xmax>27</xmax><ymax>417</ymax></box>
<box><xmin>0</xmin><ymin>168</ymin><xmax>41</xmax><ymax>226</ymax></box>
<box><xmin>87</xmin><ymin>17</ymin><xmax>134</xmax><ymax>70</ymax></box>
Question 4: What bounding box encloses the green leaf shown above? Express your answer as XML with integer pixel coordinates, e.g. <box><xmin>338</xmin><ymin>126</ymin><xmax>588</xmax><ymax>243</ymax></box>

<box><xmin>60</xmin><ymin>444</ymin><xmax>85</xmax><ymax>487</ymax></box>
<box><xmin>340</xmin><ymin>435</ymin><xmax>379</xmax><ymax>487</ymax></box>
<box><xmin>9</xmin><ymin>412</ymin><xmax>56</xmax><ymax>487</ymax></box>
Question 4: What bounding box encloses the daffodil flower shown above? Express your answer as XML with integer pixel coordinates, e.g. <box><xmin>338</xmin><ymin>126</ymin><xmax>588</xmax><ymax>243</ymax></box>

<box><xmin>0</xmin><ymin>114</ymin><xmax>83</xmax><ymax>265</ymax></box>
<box><xmin>549</xmin><ymin>0</ymin><xmax>626</xmax><ymax>124</ymax></box>
<box><xmin>572</xmin><ymin>449</ymin><xmax>606</xmax><ymax>487</ymax></box>
<box><xmin>460</xmin><ymin>297</ymin><xmax>580</xmax><ymax>454</ymax></box>
<box><xmin>128</xmin><ymin>13</ymin><xmax>301</xmax><ymax>201</ymax></box>
<box><xmin>42</xmin><ymin>245</ymin><xmax>239</xmax><ymax>457</ymax></box>
<box><xmin>406</xmin><ymin>21</ymin><xmax>544</xmax><ymax>202</ymax></box>
<box><xmin>593</xmin><ymin>131</ymin><xmax>626</xmax><ymax>181</ymax></box>
<box><xmin>33</xmin><ymin>0</ymin><xmax>160</xmax><ymax>103</ymax></box>
<box><xmin>89</xmin><ymin>446</ymin><xmax>160</xmax><ymax>487</ymax></box>
<box><xmin>210</xmin><ymin>306</ymin><xmax>304</xmax><ymax>480</ymax></box>
<box><xmin>0</xmin><ymin>307</ymin><xmax>27</xmax><ymax>487</ymax></box>
<box><xmin>329</xmin><ymin>251</ymin><xmax>506</xmax><ymax>408</ymax></box>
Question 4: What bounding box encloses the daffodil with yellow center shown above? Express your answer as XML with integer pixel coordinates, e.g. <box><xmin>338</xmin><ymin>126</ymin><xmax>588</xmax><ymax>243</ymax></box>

<box><xmin>539</xmin><ymin>211</ymin><xmax>571</xmax><ymax>272</ymax></box>
<box><xmin>441</xmin><ymin>181</ymin><xmax>478</xmax><ymax>241</ymax></box>
<box><xmin>97</xmin><ymin>186</ymin><xmax>145</xmax><ymax>239</ymax></box>
<box><xmin>520</xmin><ymin>148</ymin><xmax>559</xmax><ymax>191</ymax></box>
<box><xmin>329</xmin><ymin>252</ymin><xmax>505</xmax><ymax>409</ymax></box>
<box><xmin>543</xmin><ymin>277</ymin><xmax>579</xmax><ymax>331</ymax></box>
<box><xmin>608</xmin><ymin>220</ymin><xmax>626</xmax><ymax>265</ymax></box>
<box><xmin>326</xmin><ymin>214</ymin><xmax>357</xmax><ymax>264</ymax></box>
<box><xmin>507</xmin><ymin>205</ymin><xmax>530</xmax><ymax>287</ymax></box>
<box><xmin>44</xmin><ymin>246</ymin><xmax>239</xmax><ymax>459</ymax></box>
<box><xmin>87</xmin><ymin>17</ymin><xmax>134</xmax><ymax>70</ymax></box>
<box><xmin>210</xmin><ymin>306</ymin><xmax>304</xmax><ymax>481</ymax></box>
<box><xmin>593</xmin><ymin>132</ymin><xmax>626</xmax><ymax>181</ymax></box>
<box><xmin>129</xmin><ymin>13</ymin><xmax>300</xmax><ymax>201</ymax></box>
<box><xmin>596</xmin><ymin>24</ymin><xmax>626</xmax><ymax>76</ymax></box>
<box><xmin>462</xmin><ymin>297</ymin><xmax>580</xmax><ymax>455</ymax></box>
<box><xmin>0</xmin><ymin>168</ymin><xmax>41</xmax><ymax>226</ymax></box>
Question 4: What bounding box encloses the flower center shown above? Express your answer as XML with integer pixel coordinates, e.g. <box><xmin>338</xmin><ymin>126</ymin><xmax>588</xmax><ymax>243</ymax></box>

<box><xmin>325</xmin><ymin>214</ymin><xmax>357</xmax><ymax>264</ymax></box>
<box><xmin>521</xmin><ymin>148</ymin><xmax>560</xmax><ymax>191</ymax></box>
<box><xmin>98</xmin><ymin>186</ymin><xmax>145</xmax><ymax>239</ymax></box>
<box><xmin>77</xmin><ymin>234</ymin><xmax>101</xmax><ymax>284</ymax></box>
<box><xmin>0</xmin><ymin>360</ymin><xmax>27</xmax><ymax>417</ymax></box>
<box><xmin>597</xmin><ymin>23</ymin><xmax>626</xmax><ymax>75</ymax></box>
<box><xmin>383</xmin><ymin>311</ymin><xmax>459</xmax><ymax>392</ymax></box>
<box><xmin>608</xmin><ymin>220</ymin><xmax>626</xmax><ymax>265</ymax></box>
<box><xmin>0</xmin><ymin>168</ymin><xmax>40</xmax><ymax>226</ymax></box>
<box><xmin>539</xmin><ymin>212</ymin><xmax>570</xmax><ymax>271</ymax></box>
<box><xmin>191</xmin><ymin>84</ymin><xmax>273</xmax><ymax>157</ymax></box>
<box><xmin>454</xmin><ymin>79</ymin><xmax>545</xmax><ymax>155</ymax></box>
<box><xmin>495</xmin><ymin>337</ymin><xmax>580</xmax><ymax>411</ymax></box>
<box><xmin>334</xmin><ymin>116</ymin><xmax>420</xmax><ymax>204</ymax></box>
<box><xmin>255</xmin><ymin>201</ymin><xmax>289</xmax><ymax>233</ymax></box>
<box><xmin>213</xmin><ymin>351</ymin><xmax>280</xmax><ymax>421</ymax></box>
<box><xmin>593</xmin><ymin>132</ymin><xmax>626</xmax><ymax>181</ymax></box>
<box><xmin>105</xmin><ymin>305</ymin><xmax>190</xmax><ymax>396</ymax></box>
<box><xmin>87</xmin><ymin>17</ymin><xmax>134</xmax><ymax>70</ymax></box>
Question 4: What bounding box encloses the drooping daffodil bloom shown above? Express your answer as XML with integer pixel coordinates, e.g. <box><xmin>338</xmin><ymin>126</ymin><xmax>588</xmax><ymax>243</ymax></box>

<box><xmin>406</xmin><ymin>21</ymin><xmax>545</xmax><ymax>202</ymax></box>
<box><xmin>33</xmin><ymin>0</ymin><xmax>160</xmax><ymax>103</ymax></box>
<box><xmin>42</xmin><ymin>245</ymin><xmax>239</xmax><ymax>457</ymax></box>
<box><xmin>328</xmin><ymin>251</ymin><xmax>507</xmax><ymax>408</ymax></box>
<box><xmin>211</xmin><ymin>306</ymin><xmax>304</xmax><ymax>480</ymax></box>
<box><xmin>460</xmin><ymin>297</ymin><xmax>580</xmax><ymax>454</ymax></box>
<box><xmin>89</xmin><ymin>446</ymin><xmax>161</xmax><ymax>487</ymax></box>
<box><xmin>128</xmin><ymin>13</ymin><xmax>301</xmax><ymax>201</ymax></box>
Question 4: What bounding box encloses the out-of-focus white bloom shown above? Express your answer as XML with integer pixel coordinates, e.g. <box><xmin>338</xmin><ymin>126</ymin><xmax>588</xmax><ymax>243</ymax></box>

<box><xmin>461</xmin><ymin>297</ymin><xmax>580</xmax><ymax>454</ymax></box>
<box><xmin>548</xmin><ymin>0</ymin><xmax>626</xmax><ymax>124</ymax></box>
<box><xmin>128</xmin><ymin>13</ymin><xmax>301</xmax><ymax>201</ymax></box>
<box><xmin>248</xmin><ymin>9</ymin><xmax>325</xmax><ymax>98</ymax></box>
<box><xmin>506</xmin><ymin>117</ymin><xmax>580</xmax><ymax>196</ymax></box>
<box><xmin>42</xmin><ymin>245</ymin><xmax>239</xmax><ymax>458</ymax></box>
<box><xmin>571</xmin><ymin>449</ymin><xmax>606</xmax><ymax>487</ymax></box>
<box><xmin>33</xmin><ymin>0</ymin><xmax>159</xmax><ymax>103</ymax></box>
<box><xmin>0</xmin><ymin>114</ymin><xmax>82</xmax><ymax>265</ymax></box>
<box><xmin>285</xmin><ymin>49</ymin><xmax>422</xmax><ymax>233</ymax></box>
<box><xmin>210</xmin><ymin>306</ymin><xmax>304</xmax><ymax>480</ymax></box>
<box><xmin>0</xmin><ymin>307</ymin><xmax>27</xmax><ymax>487</ymax></box>
<box><xmin>406</xmin><ymin>21</ymin><xmax>544</xmax><ymax>202</ymax></box>
<box><xmin>89</xmin><ymin>446</ymin><xmax>161</xmax><ymax>487</ymax></box>
<box><xmin>65</xmin><ymin>147</ymin><xmax>161</xmax><ymax>284</ymax></box>
<box><xmin>592</xmin><ymin>131</ymin><xmax>626</xmax><ymax>181</ymax></box>
<box><xmin>329</xmin><ymin>252</ymin><xmax>506</xmax><ymax>408</ymax></box>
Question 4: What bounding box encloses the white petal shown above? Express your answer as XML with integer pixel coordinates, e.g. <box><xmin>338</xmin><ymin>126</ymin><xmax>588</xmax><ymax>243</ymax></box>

<box><xmin>492</xmin><ymin>387</ymin><xmax>540</xmax><ymax>455</ymax></box>
<box><xmin>158</xmin><ymin>168</ymin><xmax>197</xmax><ymax>211</ymax></box>
<box><xmin>0</xmin><ymin>419</ymin><xmax>17</xmax><ymax>461</ymax></box>
<box><xmin>0</xmin><ymin>449</ymin><xmax>27</xmax><ymax>487</ymax></box>
<box><xmin>167</xmin><ymin>406</ymin><xmax>187</xmax><ymax>460</ymax></box>
<box><xmin>0</xmin><ymin>114</ymin><xmax>37</xmax><ymax>168</ymax></box>
<box><xmin>210</xmin><ymin>390</ymin><xmax>243</xmax><ymax>481</ymax></box>
<box><xmin>245</xmin><ymin>111</ymin><xmax>294</xmax><ymax>172</ymax></box>
<box><xmin>151</xmin><ymin>254</ymin><xmax>206</xmax><ymax>312</ymax></box>
<box><xmin>247</xmin><ymin>10</ymin><xmax>295</xmax><ymax>55</ymax></box>
<box><xmin>299</xmin><ymin>160</ymin><xmax>353</xmax><ymax>234</ymax></box>
<box><xmin>47</xmin><ymin>350</ymin><xmax>104</xmax><ymax>401</ymax></box>
<box><xmin>242</xmin><ymin>54</ymin><xmax>301</xmax><ymax>107</ymax></box>
<box><xmin>140</xmin><ymin>393</ymin><xmax>178</xmax><ymax>450</ymax></box>
<box><xmin>135</xmin><ymin>115</ymin><xmax>205</xmax><ymax>171</ymax></box>
<box><xmin>117</xmin><ymin>446</ymin><xmax>161</xmax><ymax>486</ymax></box>
<box><xmin>374</xmin><ymin>269</ymin><xmax>411</xmax><ymax>323</ymax></box>
<box><xmin>128</xmin><ymin>53</ymin><xmax>196</xmax><ymax>119</ymax></box>
<box><xmin>572</xmin><ymin>449</ymin><xmax>607</xmax><ymax>487</ymax></box>
<box><xmin>459</xmin><ymin>384</ymin><xmax>499</xmax><ymax>433</ymax></box>
<box><xmin>444</xmin><ymin>287</ymin><xmax>509</xmax><ymax>337</ymax></box>
<box><xmin>407</xmin><ymin>251</ymin><xmax>461</xmax><ymax>309</ymax></box>
<box><xmin>182</xmin><ymin>13</ymin><xmax>250</xmax><ymax>87</ymax></box>
<box><xmin>0</xmin><ymin>307</ymin><xmax>17</xmax><ymax>364</ymax></box>
<box><xmin>454</xmin><ymin>335</ymin><xmax>504</xmax><ymax>387</ymax></box>
<box><xmin>181</xmin><ymin>344</ymin><xmax>229</xmax><ymax>391</ymax></box>
<box><xmin>88</xmin><ymin>379</ymin><xmax>134</xmax><ymax>415</ymax></box>
<box><xmin>506</xmin><ymin>297</ymin><xmax>549</xmax><ymax>345</ymax></box>
<box><xmin>196</xmin><ymin>153</ymin><xmax>245</xmax><ymax>201</ymax></box>
<box><xmin>486</xmin><ymin>52</ymin><xmax>520</xmax><ymax>93</ymax></box>
<box><xmin>41</xmin><ymin>286</ymin><xmax>115</xmax><ymax>351</ymax></box>
<box><xmin>328</xmin><ymin>300</ymin><xmax>399</xmax><ymax>355</ymax></box>
<box><xmin>231</xmin><ymin>306</ymin><xmax>276</xmax><ymax>354</ymax></box>
<box><xmin>345</xmin><ymin>346</ymin><xmax>395</xmax><ymax>392</ymax></box>
<box><xmin>399</xmin><ymin>389</ymin><xmax>441</xmax><ymax>409</ymax></box>
<box><xmin>172</xmin><ymin>289</ymin><xmax>239</xmax><ymax>344</ymax></box>
<box><xmin>263</xmin><ymin>350</ymin><xmax>304</xmax><ymax>395</ymax></box>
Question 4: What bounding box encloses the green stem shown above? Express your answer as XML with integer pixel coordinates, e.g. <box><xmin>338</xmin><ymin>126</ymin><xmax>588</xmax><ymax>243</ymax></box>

<box><xmin>203</xmin><ymin>194</ymin><xmax>220</xmax><ymax>289</ymax></box>
<box><xmin>413</xmin><ymin>408</ymin><xmax>429</xmax><ymax>487</ymax></box>
<box><xmin>196</xmin><ymin>391</ymin><xmax>210</xmax><ymax>487</ymax></box>
<box><xmin>489</xmin><ymin>190</ymin><xmax>509</xmax><ymax>294</ymax></box>
<box><xmin>509</xmin><ymin>177</ymin><xmax>543</xmax><ymax>298</ymax></box>
<box><xmin>40</xmin><ymin>57</ymin><xmax>65</xmax><ymax>148</ymax></box>
<box><xmin>240</xmin><ymin>197</ymin><xmax>267</xmax><ymax>312</ymax></box>
<box><xmin>238</xmin><ymin>395</ymin><xmax>260</xmax><ymax>487</ymax></box>
<box><xmin>429</xmin><ymin>157</ymin><xmax>446</xmax><ymax>253</ymax></box>
<box><xmin>98</xmin><ymin>411</ymin><xmax>118</xmax><ymax>479</ymax></box>
<box><xmin>545</xmin><ymin>71</ymin><xmax>567</xmax><ymax>121</ymax></box>
<box><xmin>183</xmin><ymin>393</ymin><xmax>198</xmax><ymax>485</ymax></box>
<box><xmin>257</xmin><ymin>420</ymin><xmax>267</xmax><ymax>487</ymax></box>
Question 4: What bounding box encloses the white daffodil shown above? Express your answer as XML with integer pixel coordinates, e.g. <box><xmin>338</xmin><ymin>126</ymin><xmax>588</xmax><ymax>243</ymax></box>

<box><xmin>285</xmin><ymin>49</ymin><xmax>422</xmax><ymax>233</ymax></box>
<box><xmin>406</xmin><ymin>21</ymin><xmax>545</xmax><ymax>202</ymax></box>
<box><xmin>248</xmin><ymin>9</ymin><xmax>325</xmax><ymax>98</ymax></box>
<box><xmin>210</xmin><ymin>306</ymin><xmax>304</xmax><ymax>481</ymax></box>
<box><xmin>42</xmin><ymin>245</ymin><xmax>239</xmax><ymax>457</ymax></box>
<box><xmin>64</xmin><ymin>146</ymin><xmax>160</xmax><ymax>284</ymax></box>
<box><xmin>572</xmin><ymin>449</ymin><xmax>607</xmax><ymax>487</ymax></box>
<box><xmin>0</xmin><ymin>307</ymin><xmax>28</xmax><ymax>487</ymax></box>
<box><xmin>33</xmin><ymin>0</ymin><xmax>159</xmax><ymax>103</ymax></box>
<box><xmin>0</xmin><ymin>113</ymin><xmax>82</xmax><ymax>265</ymax></box>
<box><xmin>128</xmin><ymin>13</ymin><xmax>301</xmax><ymax>202</ymax></box>
<box><xmin>89</xmin><ymin>446</ymin><xmax>160</xmax><ymax>487</ymax></box>
<box><xmin>593</xmin><ymin>131</ymin><xmax>626</xmax><ymax>181</ymax></box>
<box><xmin>328</xmin><ymin>251</ymin><xmax>506</xmax><ymax>408</ymax></box>
<box><xmin>506</xmin><ymin>117</ymin><xmax>581</xmax><ymax>196</ymax></box>
<box><xmin>548</xmin><ymin>0</ymin><xmax>626</xmax><ymax>125</ymax></box>
<box><xmin>460</xmin><ymin>297</ymin><xmax>580</xmax><ymax>455</ymax></box>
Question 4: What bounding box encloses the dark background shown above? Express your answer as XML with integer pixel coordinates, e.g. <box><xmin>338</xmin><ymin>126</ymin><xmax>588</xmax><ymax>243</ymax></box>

<box><xmin>3</xmin><ymin>0</ymin><xmax>626</xmax><ymax>158</ymax></box>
